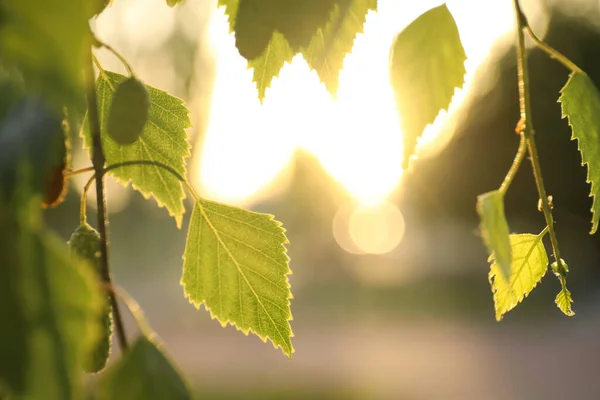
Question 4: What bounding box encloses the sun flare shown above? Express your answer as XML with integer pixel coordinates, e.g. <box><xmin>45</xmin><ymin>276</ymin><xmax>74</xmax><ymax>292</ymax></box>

<box><xmin>193</xmin><ymin>0</ymin><xmax>516</xmax><ymax>253</ymax></box>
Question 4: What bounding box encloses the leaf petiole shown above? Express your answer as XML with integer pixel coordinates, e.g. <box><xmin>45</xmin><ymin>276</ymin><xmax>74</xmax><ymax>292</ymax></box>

<box><xmin>92</xmin><ymin>36</ymin><xmax>136</xmax><ymax>77</ymax></box>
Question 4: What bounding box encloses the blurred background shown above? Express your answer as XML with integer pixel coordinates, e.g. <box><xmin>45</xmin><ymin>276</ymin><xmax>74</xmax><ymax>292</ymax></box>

<box><xmin>44</xmin><ymin>0</ymin><xmax>600</xmax><ymax>398</ymax></box>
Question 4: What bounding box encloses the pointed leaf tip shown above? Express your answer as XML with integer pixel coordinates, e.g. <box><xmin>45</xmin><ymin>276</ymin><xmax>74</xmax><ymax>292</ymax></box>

<box><xmin>182</xmin><ymin>199</ymin><xmax>294</xmax><ymax>357</ymax></box>
<box><xmin>390</xmin><ymin>3</ymin><xmax>466</xmax><ymax>169</ymax></box>
<box><xmin>489</xmin><ymin>232</ymin><xmax>548</xmax><ymax>321</ymax></box>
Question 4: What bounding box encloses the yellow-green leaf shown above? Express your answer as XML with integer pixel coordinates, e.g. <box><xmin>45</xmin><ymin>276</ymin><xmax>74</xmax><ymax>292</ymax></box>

<box><xmin>99</xmin><ymin>335</ymin><xmax>191</xmax><ymax>400</ymax></box>
<box><xmin>182</xmin><ymin>199</ymin><xmax>293</xmax><ymax>357</ymax></box>
<box><xmin>555</xmin><ymin>287</ymin><xmax>575</xmax><ymax>317</ymax></box>
<box><xmin>82</xmin><ymin>71</ymin><xmax>191</xmax><ymax>227</ymax></box>
<box><xmin>302</xmin><ymin>0</ymin><xmax>376</xmax><ymax>96</ymax></box>
<box><xmin>249</xmin><ymin>32</ymin><xmax>293</xmax><ymax>101</ymax></box>
<box><xmin>218</xmin><ymin>0</ymin><xmax>375</xmax><ymax>99</ymax></box>
<box><xmin>489</xmin><ymin>232</ymin><xmax>548</xmax><ymax>321</ymax></box>
<box><xmin>477</xmin><ymin>190</ymin><xmax>511</xmax><ymax>280</ymax></box>
<box><xmin>390</xmin><ymin>3</ymin><xmax>466</xmax><ymax>169</ymax></box>
<box><xmin>558</xmin><ymin>72</ymin><xmax>600</xmax><ymax>234</ymax></box>
<box><xmin>550</xmin><ymin>259</ymin><xmax>575</xmax><ymax>317</ymax></box>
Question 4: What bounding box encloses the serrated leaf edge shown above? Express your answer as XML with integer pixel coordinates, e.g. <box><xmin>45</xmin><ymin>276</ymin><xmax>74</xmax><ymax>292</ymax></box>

<box><xmin>488</xmin><ymin>233</ymin><xmax>548</xmax><ymax>321</ymax></box>
<box><xmin>302</xmin><ymin>1</ymin><xmax>377</xmax><ymax>96</ymax></box>
<box><xmin>558</xmin><ymin>71</ymin><xmax>600</xmax><ymax>234</ymax></box>
<box><xmin>555</xmin><ymin>286</ymin><xmax>575</xmax><ymax>317</ymax></box>
<box><xmin>80</xmin><ymin>71</ymin><xmax>192</xmax><ymax>229</ymax></box>
<box><xmin>181</xmin><ymin>199</ymin><xmax>295</xmax><ymax>358</ymax></box>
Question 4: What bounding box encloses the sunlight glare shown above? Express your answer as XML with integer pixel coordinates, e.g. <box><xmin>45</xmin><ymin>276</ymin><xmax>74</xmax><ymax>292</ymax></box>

<box><xmin>195</xmin><ymin>0</ymin><xmax>518</xmax><ymax>217</ymax></box>
<box><xmin>349</xmin><ymin>202</ymin><xmax>406</xmax><ymax>255</ymax></box>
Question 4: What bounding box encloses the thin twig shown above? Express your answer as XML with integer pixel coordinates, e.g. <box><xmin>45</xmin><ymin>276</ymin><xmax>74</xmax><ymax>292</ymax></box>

<box><xmin>79</xmin><ymin>159</ymin><xmax>199</xmax><ymax>225</ymax></box>
<box><xmin>104</xmin><ymin>160</ymin><xmax>199</xmax><ymax>199</ymax></box>
<box><xmin>64</xmin><ymin>166</ymin><xmax>95</xmax><ymax>178</ymax></box>
<box><xmin>513</xmin><ymin>0</ymin><xmax>563</xmax><ymax>267</ymax></box>
<box><xmin>80</xmin><ymin>174</ymin><xmax>96</xmax><ymax>225</ymax></box>
<box><xmin>93</xmin><ymin>36</ymin><xmax>135</xmax><ymax>77</ymax></box>
<box><xmin>500</xmin><ymin>134</ymin><xmax>527</xmax><ymax>194</ymax></box>
<box><xmin>523</xmin><ymin>25</ymin><xmax>584</xmax><ymax>74</ymax></box>
<box><xmin>84</xmin><ymin>48</ymin><xmax>129</xmax><ymax>353</ymax></box>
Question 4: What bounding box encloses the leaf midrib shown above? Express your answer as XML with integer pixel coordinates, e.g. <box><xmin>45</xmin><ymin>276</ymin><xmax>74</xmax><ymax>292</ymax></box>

<box><xmin>195</xmin><ymin>202</ymin><xmax>290</xmax><ymax>353</ymax></box>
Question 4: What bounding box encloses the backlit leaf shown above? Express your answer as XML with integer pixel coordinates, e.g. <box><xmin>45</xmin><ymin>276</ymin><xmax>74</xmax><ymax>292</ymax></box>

<box><xmin>182</xmin><ymin>199</ymin><xmax>294</xmax><ymax>357</ymax></box>
<box><xmin>249</xmin><ymin>32</ymin><xmax>293</xmax><ymax>101</ymax></box>
<box><xmin>477</xmin><ymin>190</ymin><xmax>511</xmax><ymax>280</ymax></box>
<box><xmin>218</xmin><ymin>0</ymin><xmax>375</xmax><ymax>99</ymax></box>
<box><xmin>390</xmin><ymin>3</ymin><xmax>466</xmax><ymax>169</ymax></box>
<box><xmin>99</xmin><ymin>335</ymin><xmax>191</xmax><ymax>400</ymax></box>
<box><xmin>489</xmin><ymin>232</ymin><xmax>548</xmax><ymax>321</ymax></box>
<box><xmin>555</xmin><ymin>287</ymin><xmax>575</xmax><ymax>317</ymax></box>
<box><xmin>551</xmin><ymin>259</ymin><xmax>575</xmax><ymax>317</ymax></box>
<box><xmin>302</xmin><ymin>0</ymin><xmax>376</xmax><ymax>95</ymax></box>
<box><xmin>82</xmin><ymin>71</ymin><xmax>191</xmax><ymax>227</ymax></box>
<box><xmin>558</xmin><ymin>72</ymin><xmax>600</xmax><ymax>234</ymax></box>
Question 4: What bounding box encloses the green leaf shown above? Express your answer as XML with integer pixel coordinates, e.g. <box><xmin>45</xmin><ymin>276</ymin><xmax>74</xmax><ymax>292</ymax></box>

<box><xmin>488</xmin><ymin>232</ymin><xmax>548</xmax><ymax>321</ymax></box>
<box><xmin>249</xmin><ymin>32</ymin><xmax>294</xmax><ymax>101</ymax></box>
<box><xmin>82</xmin><ymin>71</ymin><xmax>191</xmax><ymax>227</ymax></box>
<box><xmin>0</xmin><ymin>180</ymin><xmax>102</xmax><ymax>399</ymax></box>
<box><xmin>477</xmin><ymin>190</ymin><xmax>512</xmax><ymax>280</ymax></box>
<box><xmin>182</xmin><ymin>199</ymin><xmax>294</xmax><ymax>357</ymax></box>
<box><xmin>218</xmin><ymin>0</ymin><xmax>239</xmax><ymax>33</ymax></box>
<box><xmin>99</xmin><ymin>335</ymin><xmax>191</xmax><ymax>400</ymax></box>
<box><xmin>555</xmin><ymin>287</ymin><xmax>575</xmax><ymax>317</ymax></box>
<box><xmin>302</xmin><ymin>0</ymin><xmax>376</xmax><ymax>95</ymax></box>
<box><xmin>219</xmin><ymin>0</ymin><xmax>375</xmax><ymax>99</ymax></box>
<box><xmin>390</xmin><ymin>3</ymin><xmax>466</xmax><ymax>169</ymax></box>
<box><xmin>551</xmin><ymin>259</ymin><xmax>575</xmax><ymax>317</ymax></box>
<box><xmin>0</xmin><ymin>0</ymin><xmax>92</xmax><ymax>106</ymax></box>
<box><xmin>558</xmin><ymin>72</ymin><xmax>600</xmax><ymax>234</ymax></box>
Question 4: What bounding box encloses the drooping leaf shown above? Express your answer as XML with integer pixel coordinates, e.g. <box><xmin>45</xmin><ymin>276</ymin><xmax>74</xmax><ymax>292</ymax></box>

<box><xmin>182</xmin><ymin>199</ymin><xmax>293</xmax><ymax>357</ymax></box>
<box><xmin>555</xmin><ymin>287</ymin><xmax>574</xmax><ymax>317</ymax></box>
<box><xmin>390</xmin><ymin>3</ymin><xmax>466</xmax><ymax>169</ymax></box>
<box><xmin>489</xmin><ymin>232</ymin><xmax>548</xmax><ymax>321</ymax></box>
<box><xmin>558</xmin><ymin>72</ymin><xmax>600</xmax><ymax>234</ymax></box>
<box><xmin>218</xmin><ymin>0</ymin><xmax>374</xmax><ymax>99</ymax></box>
<box><xmin>82</xmin><ymin>71</ymin><xmax>191</xmax><ymax>227</ymax></box>
<box><xmin>99</xmin><ymin>335</ymin><xmax>191</xmax><ymax>400</ymax></box>
<box><xmin>0</xmin><ymin>0</ymin><xmax>93</xmax><ymax>107</ymax></box>
<box><xmin>550</xmin><ymin>259</ymin><xmax>575</xmax><ymax>317</ymax></box>
<box><xmin>477</xmin><ymin>190</ymin><xmax>511</xmax><ymax>280</ymax></box>
<box><xmin>249</xmin><ymin>32</ymin><xmax>294</xmax><ymax>101</ymax></box>
<box><xmin>302</xmin><ymin>0</ymin><xmax>376</xmax><ymax>95</ymax></box>
<box><xmin>0</xmin><ymin>179</ymin><xmax>102</xmax><ymax>398</ymax></box>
